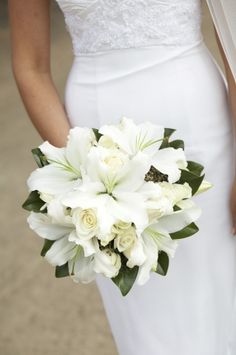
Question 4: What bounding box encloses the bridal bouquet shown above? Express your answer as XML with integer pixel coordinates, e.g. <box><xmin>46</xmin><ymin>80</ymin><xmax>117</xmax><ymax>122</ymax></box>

<box><xmin>22</xmin><ymin>117</ymin><xmax>212</xmax><ymax>296</ymax></box>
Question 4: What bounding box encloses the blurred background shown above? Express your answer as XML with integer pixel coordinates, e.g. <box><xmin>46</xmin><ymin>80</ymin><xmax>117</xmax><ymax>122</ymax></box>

<box><xmin>0</xmin><ymin>1</ymin><xmax>224</xmax><ymax>355</ymax></box>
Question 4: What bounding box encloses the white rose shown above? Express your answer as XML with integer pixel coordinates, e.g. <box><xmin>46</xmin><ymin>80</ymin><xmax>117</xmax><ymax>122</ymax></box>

<box><xmin>123</xmin><ymin>237</ymin><xmax>146</xmax><ymax>268</ymax></box>
<box><xmin>147</xmin><ymin>196</ymin><xmax>173</xmax><ymax>223</ymax></box>
<box><xmin>94</xmin><ymin>248</ymin><xmax>121</xmax><ymax>278</ymax></box>
<box><xmin>98</xmin><ymin>135</ymin><xmax>118</xmax><ymax>149</ymax></box>
<box><xmin>159</xmin><ymin>181</ymin><xmax>192</xmax><ymax>205</ymax></box>
<box><xmin>72</xmin><ymin>208</ymin><xmax>98</xmax><ymax>240</ymax></box>
<box><xmin>114</xmin><ymin>226</ymin><xmax>136</xmax><ymax>252</ymax></box>
<box><xmin>103</xmin><ymin>153</ymin><xmax>125</xmax><ymax>174</ymax></box>
<box><xmin>111</xmin><ymin>220</ymin><xmax>132</xmax><ymax>233</ymax></box>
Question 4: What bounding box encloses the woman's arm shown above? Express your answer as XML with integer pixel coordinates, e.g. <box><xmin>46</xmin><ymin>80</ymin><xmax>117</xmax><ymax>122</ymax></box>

<box><xmin>215</xmin><ymin>30</ymin><xmax>236</xmax><ymax>130</ymax></box>
<box><xmin>214</xmin><ymin>28</ymin><xmax>236</xmax><ymax>234</ymax></box>
<box><xmin>8</xmin><ymin>0</ymin><xmax>71</xmax><ymax>147</ymax></box>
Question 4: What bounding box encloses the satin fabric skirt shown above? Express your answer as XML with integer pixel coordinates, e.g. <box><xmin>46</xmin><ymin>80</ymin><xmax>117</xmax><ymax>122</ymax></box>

<box><xmin>64</xmin><ymin>40</ymin><xmax>236</xmax><ymax>355</ymax></box>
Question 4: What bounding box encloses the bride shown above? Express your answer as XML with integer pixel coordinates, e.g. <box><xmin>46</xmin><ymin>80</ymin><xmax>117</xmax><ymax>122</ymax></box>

<box><xmin>8</xmin><ymin>0</ymin><xmax>236</xmax><ymax>354</ymax></box>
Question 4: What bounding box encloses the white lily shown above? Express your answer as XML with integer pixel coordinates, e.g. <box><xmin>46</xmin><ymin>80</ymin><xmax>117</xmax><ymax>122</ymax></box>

<box><xmin>135</xmin><ymin>233</ymin><xmax>159</xmax><ymax>285</ymax></box>
<box><xmin>99</xmin><ymin>116</ymin><xmax>164</xmax><ymax>157</ymax></box>
<box><xmin>27</xmin><ymin>211</ymin><xmax>78</xmax><ymax>266</ymax></box>
<box><xmin>159</xmin><ymin>181</ymin><xmax>192</xmax><ymax>205</ymax></box>
<box><xmin>27</xmin><ymin>127</ymin><xmax>96</xmax><ymax>195</ymax></box>
<box><xmin>99</xmin><ymin>116</ymin><xmax>187</xmax><ymax>184</ymax></box>
<box><xmin>62</xmin><ymin>147</ymin><xmax>151</xmax><ymax>237</ymax></box>
<box><xmin>135</xmin><ymin>198</ymin><xmax>201</xmax><ymax>285</ymax></box>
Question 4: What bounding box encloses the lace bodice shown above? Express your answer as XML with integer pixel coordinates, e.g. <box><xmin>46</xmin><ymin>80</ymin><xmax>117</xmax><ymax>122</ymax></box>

<box><xmin>55</xmin><ymin>0</ymin><xmax>203</xmax><ymax>56</ymax></box>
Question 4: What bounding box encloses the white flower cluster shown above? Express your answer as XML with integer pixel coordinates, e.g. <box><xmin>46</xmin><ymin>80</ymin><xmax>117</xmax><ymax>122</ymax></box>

<box><xmin>25</xmin><ymin>117</ymin><xmax>211</xmax><ymax>294</ymax></box>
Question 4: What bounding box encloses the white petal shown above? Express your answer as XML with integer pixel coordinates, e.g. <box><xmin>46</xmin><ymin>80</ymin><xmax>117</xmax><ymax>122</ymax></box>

<box><xmin>195</xmin><ymin>180</ymin><xmax>213</xmax><ymax>195</ymax></box>
<box><xmin>143</xmin><ymin>226</ymin><xmax>178</xmax><ymax>258</ymax></box>
<box><xmin>136</xmin><ymin>234</ymin><xmax>158</xmax><ymax>285</ymax></box>
<box><xmin>99</xmin><ymin>117</ymin><xmax>164</xmax><ymax>157</ymax></box>
<box><xmin>93</xmin><ymin>250</ymin><xmax>121</xmax><ymax>278</ymax></box>
<box><xmin>27</xmin><ymin>212</ymin><xmax>73</xmax><ymax>240</ymax></box>
<box><xmin>153</xmin><ymin>203</ymin><xmax>202</xmax><ymax>234</ymax></box>
<box><xmin>124</xmin><ymin>237</ymin><xmax>146</xmax><ymax>268</ymax></box>
<box><xmin>62</xmin><ymin>181</ymin><xmax>105</xmax><ymax>209</ymax></box>
<box><xmin>159</xmin><ymin>181</ymin><xmax>192</xmax><ymax>205</ymax></box>
<box><xmin>69</xmin><ymin>231</ymin><xmax>99</xmax><ymax>257</ymax></box>
<box><xmin>99</xmin><ymin>122</ymin><xmax>132</xmax><ymax>155</ymax></box>
<box><xmin>47</xmin><ymin>198</ymin><xmax>73</xmax><ymax>225</ymax></box>
<box><xmin>132</xmin><ymin>120</ymin><xmax>164</xmax><ymax>155</ymax></box>
<box><xmin>39</xmin><ymin>141</ymin><xmax>66</xmax><ymax>165</ymax></box>
<box><xmin>113</xmin><ymin>151</ymin><xmax>150</xmax><ymax>193</ymax></box>
<box><xmin>66</xmin><ymin>127</ymin><xmax>95</xmax><ymax>170</ymax></box>
<box><xmin>109</xmin><ymin>192</ymin><xmax>149</xmax><ymax>236</ymax></box>
<box><xmin>69</xmin><ymin>253</ymin><xmax>96</xmax><ymax>284</ymax></box>
<box><xmin>95</xmin><ymin>195</ymin><xmax>117</xmax><ymax>235</ymax></box>
<box><xmin>45</xmin><ymin>236</ymin><xmax>77</xmax><ymax>266</ymax></box>
<box><xmin>27</xmin><ymin>164</ymin><xmax>79</xmax><ymax>195</ymax></box>
<box><xmin>152</xmin><ymin>147</ymin><xmax>187</xmax><ymax>183</ymax></box>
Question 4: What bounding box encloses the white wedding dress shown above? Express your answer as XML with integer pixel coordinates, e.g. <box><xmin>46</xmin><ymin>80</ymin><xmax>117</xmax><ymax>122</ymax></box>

<box><xmin>55</xmin><ymin>1</ymin><xmax>236</xmax><ymax>354</ymax></box>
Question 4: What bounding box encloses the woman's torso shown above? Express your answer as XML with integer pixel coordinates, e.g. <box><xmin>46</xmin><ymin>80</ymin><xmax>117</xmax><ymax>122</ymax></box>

<box><xmin>55</xmin><ymin>0</ymin><xmax>203</xmax><ymax>56</ymax></box>
<box><xmin>55</xmin><ymin>0</ymin><xmax>231</xmax><ymax>156</ymax></box>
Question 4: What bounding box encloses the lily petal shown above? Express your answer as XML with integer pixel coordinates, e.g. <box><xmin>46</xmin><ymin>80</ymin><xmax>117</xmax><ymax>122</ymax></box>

<box><xmin>45</xmin><ymin>235</ymin><xmax>78</xmax><ymax>266</ymax></box>
<box><xmin>27</xmin><ymin>212</ymin><xmax>73</xmax><ymax>240</ymax></box>
<box><xmin>27</xmin><ymin>164</ymin><xmax>80</xmax><ymax>195</ymax></box>
<box><xmin>69</xmin><ymin>253</ymin><xmax>96</xmax><ymax>284</ymax></box>
<box><xmin>153</xmin><ymin>202</ymin><xmax>202</xmax><ymax>234</ymax></box>
<box><xmin>152</xmin><ymin>147</ymin><xmax>187</xmax><ymax>183</ymax></box>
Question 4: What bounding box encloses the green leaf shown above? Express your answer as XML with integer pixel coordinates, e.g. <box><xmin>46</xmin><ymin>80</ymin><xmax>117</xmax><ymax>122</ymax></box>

<box><xmin>187</xmin><ymin>160</ymin><xmax>204</xmax><ymax>176</ymax></box>
<box><xmin>55</xmin><ymin>263</ymin><xmax>70</xmax><ymax>278</ymax></box>
<box><xmin>173</xmin><ymin>204</ymin><xmax>182</xmax><ymax>212</ymax></box>
<box><xmin>169</xmin><ymin>139</ymin><xmax>185</xmax><ymax>150</ymax></box>
<box><xmin>22</xmin><ymin>190</ymin><xmax>46</xmax><ymax>212</ymax></box>
<box><xmin>92</xmin><ymin>128</ymin><xmax>103</xmax><ymax>142</ymax></box>
<box><xmin>170</xmin><ymin>222</ymin><xmax>199</xmax><ymax>240</ymax></box>
<box><xmin>40</xmin><ymin>239</ymin><xmax>55</xmax><ymax>257</ymax></box>
<box><xmin>164</xmin><ymin>128</ymin><xmax>176</xmax><ymax>138</ymax></box>
<box><xmin>178</xmin><ymin>169</ymin><xmax>205</xmax><ymax>195</ymax></box>
<box><xmin>159</xmin><ymin>128</ymin><xmax>176</xmax><ymax>149</ymax></box>
<box><xmin>112</xmin><ymin>260</ymin><xmax>139</xmax><ymax>296</ymax></box>
<box><xmin>155</xmin><ymin>250</ymin><xmax>169</xmax><ymax>276</ymax></box>
<box><xmin>31</xmin><ymin>148</ymin><xmax>48</xmax><ymax>168</ymax></box>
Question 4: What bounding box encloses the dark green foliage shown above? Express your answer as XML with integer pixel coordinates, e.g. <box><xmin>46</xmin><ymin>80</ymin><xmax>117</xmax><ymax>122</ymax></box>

<box><xmin>92</xmin><ymin>128</ymin><xmax>103</xmax><ymax>142</ymax></box>
<box><xmin>40</xmin><ymin>239</ymin><xmax>55</xmax><ymax>257</ymax></box>
<box><xmin>159</xmin><ymin>128</ymin><xmax>176</xmax><ymax>149</ymax></box>
<box><xmin>155</xmin><ymin>251</ymin><xmax>169</xmax><ymax>276</ymax></box>
<box><xmin>178</xmin><ymin>169</ymin><xmax>205</xmax><ymax>195</ymax></box>
<box><xmin>22</xmin><ymin>190</ymin><xmax>46</xmax><ymax>213</ymax></box>
<box><xmin>31</xmin><ymin>148</ymin><xmax>48</xmax><ymax>168</ymax></box>
<box><xmin>55</xmin><ymin>263</ymin><xmax>70</xmax><ymax>278</ymax></box>
<box><xmin>187</xmin><ymin>160</ymin><xmax>204</xmax><ymax>176</ymax></box>
<box><xmin>170</xmin><ymin>222</ymin><xmax>199</xmax><ymax>240</ymax></box>
<box><xmin>112</xmin><ymin>256</ymin><xmax>139</xmax><ymax>296</ymax></box>
<box><xmin>169</xmin><ymin>139</ymin><xmax>185</xmax><ymax>150</ymax></box>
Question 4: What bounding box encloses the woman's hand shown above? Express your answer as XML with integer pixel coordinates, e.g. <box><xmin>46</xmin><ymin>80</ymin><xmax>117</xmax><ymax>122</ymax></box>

<box><xmin>8</xmin><ymin>0</ymin><xmax>71</xmax><ymax>147</ymax></box>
